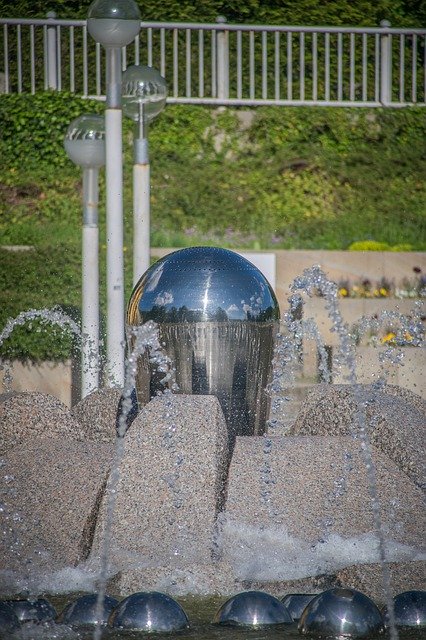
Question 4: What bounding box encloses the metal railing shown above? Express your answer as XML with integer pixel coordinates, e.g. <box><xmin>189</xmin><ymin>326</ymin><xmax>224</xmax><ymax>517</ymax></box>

<box><xmin>1</xmin><ymin>15</ymin><xmax>425</xmax><ymax>106</ymax></box>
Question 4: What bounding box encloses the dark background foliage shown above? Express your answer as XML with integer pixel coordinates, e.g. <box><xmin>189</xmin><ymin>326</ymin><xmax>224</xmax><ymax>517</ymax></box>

<box><xmin>0</xmin><ymin>0</ymin><xmax>424</xmax><ymax>26</ymax></box>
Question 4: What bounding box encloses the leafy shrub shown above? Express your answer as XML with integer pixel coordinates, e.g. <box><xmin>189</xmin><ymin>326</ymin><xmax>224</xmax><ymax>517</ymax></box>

<box><xmin>348</xmin><ymin>240</ymin><xmax>414</xmax><ymax>251</ymax></box>
<box><xmin>0</xmin><ymin>92</ymin><xmax>103</xmax><ymax>169</ymax></box>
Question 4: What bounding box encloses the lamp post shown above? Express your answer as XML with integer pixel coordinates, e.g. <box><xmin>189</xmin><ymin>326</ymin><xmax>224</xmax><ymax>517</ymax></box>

<box><xmin>122</xmin><ymin>65</ymin><xmax>167</xmax><ymax>285</ymax></box>
<box><xmin>87</xmin><ymin>0</ymin><xmax>141</xmax><ymax>387</ymax></box>
<box><xmin>64</xmin><ymin>114</ymin><xmax>105</xmax><ymax>398</ymax></box>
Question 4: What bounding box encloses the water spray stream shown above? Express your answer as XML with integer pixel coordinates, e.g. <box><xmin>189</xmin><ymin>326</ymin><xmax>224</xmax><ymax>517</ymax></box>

<box><xmin>92</xmin><ymin>321</ymin><xmax>175</xmax><ymax>640</ymax></box>
<box><xmin>290</xmin><ymin>265</ymin><xmax>409</xmax><ymax>640</ymax></box>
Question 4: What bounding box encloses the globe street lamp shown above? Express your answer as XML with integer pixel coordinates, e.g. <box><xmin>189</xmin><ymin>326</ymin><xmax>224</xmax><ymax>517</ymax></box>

<box><xmin>122</xmin><ymin>65</ymin><xmax>167</xmax><ymax>285</ymax></box>
<box><xmin>64</xmin><ymin>114</ymin><xmax>105</xmax><ymax>398</ymax></box>
<box><xmin>87</xmin><ymin>0</ymin><xmax>141</xmax><ymax>387</ymax></box>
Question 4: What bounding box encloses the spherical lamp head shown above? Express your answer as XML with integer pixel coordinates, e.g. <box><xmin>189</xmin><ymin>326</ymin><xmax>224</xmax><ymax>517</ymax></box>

<box><xmin>122</xmin><ymin>65</ymin><xmax>168</xmax><ymax>122</ymax></box>
<box><xmin>64</xmin><ymin>114</ymin><xmax>106</xmax><ymax>168</ymax></box>
<box><xmin>87</xmin><ymin>0</ymin><xmax>141</xmax><ymax>48</ymax></box>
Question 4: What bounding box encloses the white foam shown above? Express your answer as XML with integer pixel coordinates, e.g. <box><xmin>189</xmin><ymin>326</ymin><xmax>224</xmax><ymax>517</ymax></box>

<box><xmin>217</xmin><ymin>518</ymin><xmax>425</xmax><ymax>581</ymax></box>
<box><xmin>0</xmin><ymin>564</ymin><xmax>103</xmax><ymax>597</ymax></box>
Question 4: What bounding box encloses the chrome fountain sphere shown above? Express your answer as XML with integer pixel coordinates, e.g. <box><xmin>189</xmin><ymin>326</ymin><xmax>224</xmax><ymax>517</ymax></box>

<box><xmin>392</xmin><ymin>590</ymin><xmax>426</xmax><ymax>628</ymax></box>
<box><xmin>108</xmin><ymin>591</ymin><xmax>189</xmax><ymax>631</ymax></box>
<box><xmin>127</xmin><ymin>247</ymin><xmax>280</xmax><ymax>444</ymax></box>
<box><xmin>281</xmin><ymin>593</ymin><xmax>317</xmax><ymax>621</ymax></box>
<box><xmin>213</xmin><ymin>590</ymin><xmax>293</xmax><ymax>626</ymax></box>
<box><xmin>299</xmin><ymin>587</ymin><xmax>385</xmax><ymax>638</ymax></box>
<box><xmin>57</xmin><ymin>593</ymin><xmax>119</xmax><ymax>626</ymax></box>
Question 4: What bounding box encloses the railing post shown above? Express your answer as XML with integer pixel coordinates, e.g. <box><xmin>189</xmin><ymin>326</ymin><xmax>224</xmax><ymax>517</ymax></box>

<box><xmin>46</xmin><ymin>11</ymin><xmax>58</xmax><ymax>90</ymax></box>
<box><xmin>380</xmin><ymin>19</ymin><xmax>392</xmax><ymax>105</ymax></box>
<box><xmin>216</xmin><ymin>16</ymin><xmax>229</xmax><ymax>100</ymax></box>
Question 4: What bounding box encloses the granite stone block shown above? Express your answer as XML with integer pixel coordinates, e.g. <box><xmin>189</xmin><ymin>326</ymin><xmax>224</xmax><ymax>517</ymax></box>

<box><xmin>220</xmin><ymin>435</ymin><xmax>425</xmax><ymax>585</ymax></box>
<box><xmin>0</xmin><ymin>438</ymin><xmax>112</xmax><ymax>590</ymax></box>
<box><xmin>91</xmin><ymin>394</ymin><xmax>229</xmax><ymax>572</ymax></box>
<box><xmin>289</xmin><ymin>384</ymin><xmax>426</xmax><ymax>489</ymax></box>
<box><xmin>335</xmin><ymin>561</ymin><xmax>426</xmax><ymax>603</ymax></box>
<box><xmin>71</xmin><ymin>387</ymin><xmax>123</xmax><ymax>443</ymax></box>
<box><xmin>0</xmin><ymin>391</ymin><xmax>86</xmax><ymax>455</ymax></box>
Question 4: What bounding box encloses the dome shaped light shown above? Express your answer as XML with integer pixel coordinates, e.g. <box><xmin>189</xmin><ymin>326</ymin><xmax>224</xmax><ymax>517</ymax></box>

<box><xmin>214</xmin><ymin>591</ymin><xmax>293</xmax><ymax>626</ymax></box>
<box><xmin>122</xmin><ymin>65</ymin><xmax>168</xmax><ymax>123</ymax></box>
<box><xmin>299</xmin><ymin>587</ymin><xmax>385</xmax><ymax>638</ymax></box>
<box><xmin>87</xmin><ymin>0</ymin><xmax>141</xmax><ymax>48</ymax></box>
<box><xmin>109</xmin><ymin>592</ymin><xmax>189</xmax><ymax>632</ymax></box>
<box><xmin>281</xmin><ymin>593</ymin><xmax>317</xmax><ymax>621</ymax></box>
<box><xmin>392</xmin><ymin>590</ymin><xmax>426</xmax><ymax>628</ymax></box>
<box><xmin>4</xmin><ymin>598</ymin><xmax>56</xmax><ymax>623</ymax></box>
<box><xmin>58</xmin><ymin>593</ymin><xmax>119</xmax><ymax>626</ymax></box>
<box><xmin>64</xmin><ymin>114</ymin><xmax>105</xmax><ymax>168</ymax></box>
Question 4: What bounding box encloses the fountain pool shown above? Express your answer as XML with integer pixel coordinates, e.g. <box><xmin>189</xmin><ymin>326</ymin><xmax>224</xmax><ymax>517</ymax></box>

<box><xmin>0</xmin><ymin>250</ymin><xmax>424</xmax><ymax>640</ymax></box>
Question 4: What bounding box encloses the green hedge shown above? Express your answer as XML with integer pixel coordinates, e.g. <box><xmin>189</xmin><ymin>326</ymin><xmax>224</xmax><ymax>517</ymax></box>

<box><xmin>0</xmin><ymin>245</ymin><xmax>82</xmax><ymax>361</ymax></box>
<box><xmin>0</xmin><ymin>92</ymin><xmax>103</xmax><ymax>169</ymax></box>
<box><xmin>1</xmin><ymin>94</ymin><xmax>426</xmax><ymax>361</ymax></box>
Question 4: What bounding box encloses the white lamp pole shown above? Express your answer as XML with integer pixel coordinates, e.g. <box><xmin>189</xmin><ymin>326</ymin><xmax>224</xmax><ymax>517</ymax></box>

<box><xmin>87</xmin><ymin>0</ymin><xmax>141</xmax><ymax>387</ymax></box>
<box><xmin>122</xmin><ymin>65</ymin><xmax>167</xmax><ymax>285</ymax></box>
<box><xmin>64</xmin><ymin>114</ymin><xmax>105</xmax><ymax>398</ymax></box>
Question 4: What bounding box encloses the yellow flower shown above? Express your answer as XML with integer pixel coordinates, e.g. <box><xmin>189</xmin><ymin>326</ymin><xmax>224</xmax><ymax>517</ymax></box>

<box><xmin>379</xmin><ymin>287</ymin><xmax>388</xmax><ymax>296</ymax></box>
<box><xmin>404</xmin><ymin>332</ymin><xmax>413</xmax><ymax>342</ymax></box>
<box><xmin>339</xmin><ymin>288</ymin><xmax>348</xmax><ymax>297</ymax></box>
<box><xmin>381</xmin><ymin>332</ymin><xmax>396</xmax><ymax>344</ymax></box>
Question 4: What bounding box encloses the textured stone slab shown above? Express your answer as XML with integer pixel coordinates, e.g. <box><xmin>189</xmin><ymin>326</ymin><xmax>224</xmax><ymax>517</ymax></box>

<box><xmin>71</xmin><ymin>387</ymin><xmax>122</xmax><ymax>443</ymax></box>
<box><xmin>220</xmin><ymin>435</ymin><xmax>425</xmax><ymax>584</ymax></box>
<box><xmin>91</xmin><ymin>394</ymin><xmax>228</xmax><ymax>570</ymax></box>
<box><xmin>289</xmin><ymin>384</ymin><xmax>426</xmax><ymax>489</ymax></box>
<box><xmin>336</xmin><ymin>560</ymin><xmax>426</xmax><ymax>603</ymax></box>
<box><xmin>0</xmin><ymin>437</ymin><xmax>112</xmax><ymax>587</ymax></box>
<box><xmin>0</xmin><ymin>391</ymin><xmax>86</xmax><ymax>455</ymax></box>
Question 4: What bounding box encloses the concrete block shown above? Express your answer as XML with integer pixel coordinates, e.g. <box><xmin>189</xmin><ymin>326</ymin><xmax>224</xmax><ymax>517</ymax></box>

<box><xmin>0</xmin><ymin>359</ymin><xmax>78</xmax><ymax>407</ymax></box>
<box><xmin>71</xmin><ymin>387</ymin><xmax>122</xmax><ymax>444</ymax></box>
<box><xmin>0</xmin><ymin>391</ymin><xmax>86</xmax><ymax>455</ymax></box>
<box><xmin>91</xmin><ymin>394</ymin><xmax>229</xmax><ymax>572</ymax></box>
<box><xmin>336</xmin><ymin>561</ymin><xmax>426</xmax><ymax>603</ymax></box>
<box><xmin>220</xmin><ymin>435</ymin><xmax>425</xmax><ymax>583</ymax></box>
<box><xmin>0</xmin><ymin>438</ymin><xmax>112</xmax><ymax>589</ymax></box>
<box><xmin>289</xmin><ymin>384</ymin><xmax>426</xmax><ymax>488</ymax></box>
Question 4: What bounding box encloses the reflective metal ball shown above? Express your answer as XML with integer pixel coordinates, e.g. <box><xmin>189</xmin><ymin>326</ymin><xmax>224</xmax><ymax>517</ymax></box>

<box><xmin>213</xmin><ymin>590</ymin><xmax>293</xmax><ymax>626</ymax></box>
<box><xmin>108</xmin><ymin>591</ymin><xmax>189</xmax><ymax>631</ymax></box>
<box><xmin>0</xmin><ymin>601</ymin><xmax>20</xmax><ymax>633</ymax></box>
<box><xmin>127</xmin><ymin>247</ymin><xmax>280</xmax><ymax>443</ymax></box>
<box><xmin>57</xmin><ymin>593</ymin><xmax>119</xmax><ymax>626</ymax></box>
<box><xmin>393</xmin><ymin>590</ymin><xmax>426</xmax><ymax>628</ymax></box>
<box><xmin>4</xmin><ymin>597</ymin><xmax>56</xmax><ymax>623</ymax></box>
<box><xmin>281</xmin><ymin>593</ymin><xmax>317</xmax><ymax>621</ymax></box>
<box><xmin>299</xmin><ymin>587</ymin><xmax>385</xmax><ymax>638</ymax></box>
